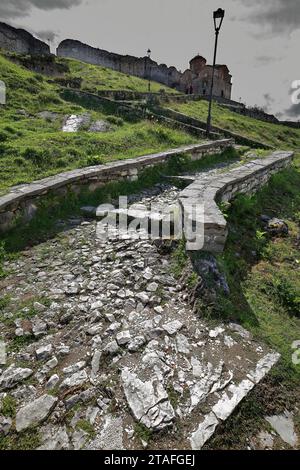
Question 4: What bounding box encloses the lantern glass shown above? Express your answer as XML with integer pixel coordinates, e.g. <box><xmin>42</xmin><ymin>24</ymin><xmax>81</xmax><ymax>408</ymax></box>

<box><xmin>213</xmin><ymin>8</ymin><xmax>225</xmax><ymax>31</ymax></box>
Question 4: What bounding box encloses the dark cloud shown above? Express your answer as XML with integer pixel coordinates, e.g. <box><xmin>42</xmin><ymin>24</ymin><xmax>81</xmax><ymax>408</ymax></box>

<box><xmin>285</xmin><ymin>103</ymin><xmax>300</xmax><ymax>118</ymax></box>
<box><xmin>0</xmin><ymin>0</ymin><xmax>83</xmax><ymax>20</ymax></box>
<box><xmin>233</xmin><ymin>0</ymin><xmax>300</xmax><ymax>35</ymax></box>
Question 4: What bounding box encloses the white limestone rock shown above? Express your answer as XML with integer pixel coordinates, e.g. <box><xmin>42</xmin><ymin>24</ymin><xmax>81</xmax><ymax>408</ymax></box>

<box><xmin>0</xmin><ymin>364</ymin><xmax>33</xmax><ymax>391</ymax></box>
<box><xmin>37</xmin><ymin>425</ymin><xmax>70</xmax><ymax>450</ymax></box>
<box><xmin>247</xmin><ymin>352</ymin><xmax>280</xmax><ymax>384</ymax></box>
<box><xmin>36</xmin><ymin>344</ymin><xmax>53</xmax><ymax>361</ymax></box>
<box><xmin>190</xmin><ymin>412</ymin><xmax>219</xmax><ymax>450</ymax></box>
<box><xmin>162</xmin><ymin>320</ymin><xmax>183</xmax><ymax>336</ymax></box>
<box><xmin>60</xmin><ymin>370</ymin><xmax>88</xmax><ymax>390</ymax></box>
<box><xmin>91</xmin><ymin>350</ymin><xmax>102</xmax><ymax>376</ymax></box>
<box><xmin>265</xmin><ymin>412</ymin><xmax>298</xmax><ymax>448</ymax></box>
<box><xmin>127</xmin><ymin>336</ymin><xmax>146</xmax><ymax>352</ymax></box>
<box><xmin>116</xmin><ymin>330</ymin><xmax>131</xmax><ymax>346</ymax></box>
<box><xmin>16</xmin><ymin>395</ymin><xmax>58</xmax><ymax>432</ymax></box>
<box><xmin>0</xmin><ymin>416</ymin><xmax>12</xmax><ymax>436</ymax></box>
<box><xmin>121</xmin><ymin>368</ymin><xmax>175</xmax><ymax>430</ymax></box>
<box><xmin>212</xmin><ymin>379</ymin><xmax>255</xmax><ymax>421</ymax></box>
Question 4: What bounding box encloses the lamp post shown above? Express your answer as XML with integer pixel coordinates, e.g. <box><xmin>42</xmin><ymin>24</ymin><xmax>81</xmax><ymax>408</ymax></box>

<box><xmin>206</xmin><ymin>8</ymin><xmax>225</xmax><ymax>138</ymax></box>
<box><xmin>147</xmin><ymin>48</ymin><xmax>151</xmax><ymax>93</ymax></box>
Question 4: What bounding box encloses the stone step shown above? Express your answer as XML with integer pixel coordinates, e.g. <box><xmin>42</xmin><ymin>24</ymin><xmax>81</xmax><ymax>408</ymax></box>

<box><xmin>99</xmin><ymin>206</ymin><xmax>182</xmax><ymax>237</ymax></box>
<box><xmin>163</xmin><ymin>175</ymin><xmax>196</xmax><ymax>183</ymax></box>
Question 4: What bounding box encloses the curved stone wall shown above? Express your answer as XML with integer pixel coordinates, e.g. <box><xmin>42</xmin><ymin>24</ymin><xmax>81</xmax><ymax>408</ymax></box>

<box><xmin>0</xmin><ymin>140</ymin><xmax>233</xmax><ymax>234</ymax></box>
<box><xmin>179</xmin><ymin>151</ymin><xmax>294</xmax><ymax>253</ymax></box>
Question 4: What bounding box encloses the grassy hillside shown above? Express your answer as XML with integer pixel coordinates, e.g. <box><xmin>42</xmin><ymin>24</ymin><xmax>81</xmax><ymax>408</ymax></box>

<box><xmin>56</xmin><ymin>57</ymin><xmax>178</xmax><ymax>94</ymax></box>
<box><xmin>203</xmin><ymin>162</ymin><xmax>300</xmax><ymax>449</ymax></box>
<box><xmin>164</xmin><ymin>97</ymin><xmax>300</xmax><ymax>446</ymax></box>
<box><xmin>0</xmin><ymin>53</ymin><xmax>195</xmax><ymax>193</ymax></box>
<box><xmin>2</xmin><ymin>50</ymin><xmax>178</xmax><ymax>94</ymax></box>
<box><xmin>167</xmin><ymin>99</ymin><xmax>300</xmax><ymax>150</ymax></box>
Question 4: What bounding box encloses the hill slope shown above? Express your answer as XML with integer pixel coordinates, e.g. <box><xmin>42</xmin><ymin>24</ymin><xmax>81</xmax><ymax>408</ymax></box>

<box><xmin>167</xmin><ymin>99</ymin><xmax>300</xmax><ymax>151</ymax></box>
<box><xmin>0</xmin><ymin>53</ymin><xmax>195</xmax><ymax>193</ymax></box>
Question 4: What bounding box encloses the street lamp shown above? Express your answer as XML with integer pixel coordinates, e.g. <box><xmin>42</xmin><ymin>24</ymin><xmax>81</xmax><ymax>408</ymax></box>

<box><xmin>206</xmin><ymin>8</ymin><xmax>225</xmax><ymax>138</ymax></box>
<box><xmin>147</xmin><ymin>48</ymin><xmax>151</xmax><ymax>93</ymax></box>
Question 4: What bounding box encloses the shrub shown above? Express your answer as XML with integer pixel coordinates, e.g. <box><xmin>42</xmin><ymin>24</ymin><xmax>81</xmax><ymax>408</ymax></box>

<box><xmin>272</xmin><ymin>277</ymin><xmax>300</xmax><ymax>317</ymax></box>
<box><xmin>0</xmin><ymin>131</ymin><xmax>8</xmax><ymax>143</ymax></box>
<box><xmin>1</xmin><ymin>395</ymin><xmax>16</xmax><ymax>418</ymax></box>
<box><xmin>56</xmin><ymin>158</ymin><xmax>68</xmax><ymax>168</ymax></box>
<box><xmin>86</xmin><ymin>155</ymin><xmax>103</xmax><ymax>166</ymax></box>
<box><xmin>106</xmin><ymin>115</ymin><xmax>124</xmax><ymax>126</ymax></box>
<box><xmin>0</xmin><ymin>241</ymin><xmax>6</xmax><ymax>278</ymax></box>
<box><xmin>0</xmin><ymin>143</ymin><xmax>6</xmax><ymax>156</ymax></box>
<box><xmin>22</xmin><ymin>147</ymin><xmax>45</xmax><ymax>165</ymax></box>
<box><xmin>13</xmin><ymin>156</ymin><xmax>27</xmax><ymax>166</ymax></box>
<box><xmin>38</xmin><ymin>91</ymin><xmax>62</xmax><ymax>105</ymax></box>
<box><xmin>3</xmin><ymin>125</ymin><xmax>17</xmax><ymax>134</ymax></box>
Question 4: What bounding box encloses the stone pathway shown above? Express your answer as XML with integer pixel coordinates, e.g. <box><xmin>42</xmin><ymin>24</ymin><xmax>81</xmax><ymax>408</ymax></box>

<box><xmin>2</xmin><ymin>152</ymin><xmax>291</xmax><ymax>449</ymax></box>
<box><xmin>0</xmin><ymin>181</ymin><xmax>280</xmax><ymax>449</ymax></box>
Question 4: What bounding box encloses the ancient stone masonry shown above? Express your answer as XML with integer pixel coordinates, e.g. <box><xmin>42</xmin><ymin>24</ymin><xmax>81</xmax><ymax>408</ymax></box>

<box><xmin>179</xmin><ymin>151</ymin><xmax>294</xmax><ymax>253</ymax></box>
<box><xmin>57</xmin><ymin>39</ymin><xmax>182</xmax><ymax>89</ymax></box>
<box><xmin>0</xmin><ymin>205</ymin><xmax>282</xmax><ymax>449</ymax></box>
<box><xmin>0</xmin><ymin>22</ymin><xmax>50</xmax><ymax>56</ymax></box>
<box><xmin>0</xmin><ymin>21</ymin><xmax>232</xmax><ymax>98</ymax></box>
<box><xmin>179</xmin><ymin>55</ymin><xmax>232</xmax><ymax>99</ymax></box>
<box><xmin>0</xmin><ymin>140</ymin><xmax>233</xmax><ymax>234</ymax></box>
<box><xmin>56</xmin><ymin>39</ymin><xmax>232</xmax><ymax>98</ymax></box>
<box><xmin>153</xmin><ymin>106</ymin><xmax>273</xmax><ymax>149</ymax></box>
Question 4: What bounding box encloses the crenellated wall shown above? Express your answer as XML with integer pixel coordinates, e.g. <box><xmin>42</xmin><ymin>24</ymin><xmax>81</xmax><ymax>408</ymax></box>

<box><xmin>0</xmin><ymin>22</ymin><xmax>50</xmax><ymax>56</ymax></box>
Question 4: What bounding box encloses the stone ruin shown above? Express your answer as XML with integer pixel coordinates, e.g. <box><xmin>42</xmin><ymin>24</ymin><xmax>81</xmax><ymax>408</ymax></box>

<box><xmin>56</xmin><ymin>40</ymin><xmax>232</xmax><ymax>99</ymax></box>
<box><xmin>0</xmin><ymin>21</ymin><xmax>232</xmax><ymax>99</ymax></box>
<box><xmin>0</xmin><ymin>22</ymin><xmax>50</xmax><ymax>56</ymax></box>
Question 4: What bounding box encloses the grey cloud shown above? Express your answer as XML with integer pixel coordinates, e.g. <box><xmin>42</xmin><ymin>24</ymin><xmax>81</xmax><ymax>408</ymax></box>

<box><xmin>0</xmin><ymin>0</ymin><xmax>83</xmax><ymax>20</ymax></box>
<box><xmin>263</xmin><ymin>93</ymin><xmax>275</xmax><ymax>112</ymax></box>
<box><xmin>255</xmin><ymin>55</ymin><xmax>283</xmax><ymax>66</ymax></box>
<box><xmin>233</xmin><ymin>0</ymin><xmax>300</xmax><ymax>35</ymax></box>
<box><xmin>35</xmin><ymin>29</ymin><xmax>59</xmax><ymax>42</ymax></box>
<box><xmin>285</xmin><ymin>103</ymin><xmax>300</xmax><ymax>118</ymax></box>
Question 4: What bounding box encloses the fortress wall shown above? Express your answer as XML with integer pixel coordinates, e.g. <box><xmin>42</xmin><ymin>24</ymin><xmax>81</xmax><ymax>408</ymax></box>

<box><xmin>0</xmin><ymin>22</ymin><xmax>50</xmax><ymax>56</ymax></box>
<box><xmin>0</xmin><ymin>21</ymin><xmax>231</xmax><ymax>98</ymax></box>
<box><xmin>57</xmin><ymin>39</ymin><xmax>181</xmax><ymax>89</ymax></box>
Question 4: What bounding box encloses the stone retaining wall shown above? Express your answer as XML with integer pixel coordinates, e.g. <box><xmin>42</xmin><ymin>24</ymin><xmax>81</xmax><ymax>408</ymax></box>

<box><xmin>0</xmin><ymin>140</ymin><xmax>233</xmax><ymax>234</ymax></box>
<box><xmin>60</xmin><ymin>88</ymin><xmax>220</xmax><ymax>140</ymax></box>
<box><xmin>179</xmin><ymin>151</ymin><xmax>293</xmax><ymax>253</ymax></box>
<box><xmin>96</xmin><ymin>90</ymin><xmax>175</xmax><ymax>101</ymax></box>
<box><xmin>155</xmin><ymin>106</ymin><xmax>273</xmax><ymax>149</ymax></box>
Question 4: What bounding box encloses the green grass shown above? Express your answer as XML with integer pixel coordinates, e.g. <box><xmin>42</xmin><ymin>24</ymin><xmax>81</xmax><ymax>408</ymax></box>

<box><xmin>0</xmin><ymin>121</ymin><xmax>197</xmax><ymax>192</ymax></box>
<box><xmin>75</xmin><ymin>419</ymin><xmax>96</xmax><ymax>438</ymax></box>
<box><xmin>0</xmin><ymin>52</ymin><xmax>196</xmax><ymax>193</ymax></box>
<box><xmin>167</xmin><ymin>99</ymin><xmax>300</xmax><ymax>150</ymax></box>
<box><xmin>56</xmin><ymin>56</ymin><xmax>178</xmax><ymax>94</ymax></box>
<box><xmin>1</xmin><ymin>149</ymin><xmax>238</xmax><ymax>254</ymax></box>
<box><xmin>0</xmin><ymin>395</ymin><xmax>17</xmax><ymax>418</ymax></box>
<box><xmin>215</xmin><ymin>159</ymin><xmax>300</xmax><ymax>382</ymax></box>
<box><xmin>0</xmin><ymin>429</ymin><xmax>41</xmax><ymax>450</ymax></box>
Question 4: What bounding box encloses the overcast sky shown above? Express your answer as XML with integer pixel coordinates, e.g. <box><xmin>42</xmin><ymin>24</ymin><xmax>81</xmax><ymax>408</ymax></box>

<box><xmin>1</xmin><ymin>0</ymin><xmax>299</xmax><ymax>120</ymax></box>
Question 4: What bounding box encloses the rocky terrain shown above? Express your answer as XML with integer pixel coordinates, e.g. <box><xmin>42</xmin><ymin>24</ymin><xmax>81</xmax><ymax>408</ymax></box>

<box><xmin>0</xmin><ymin>180</ymin><xmax>283</xmax><ymax>450</ymax></box>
